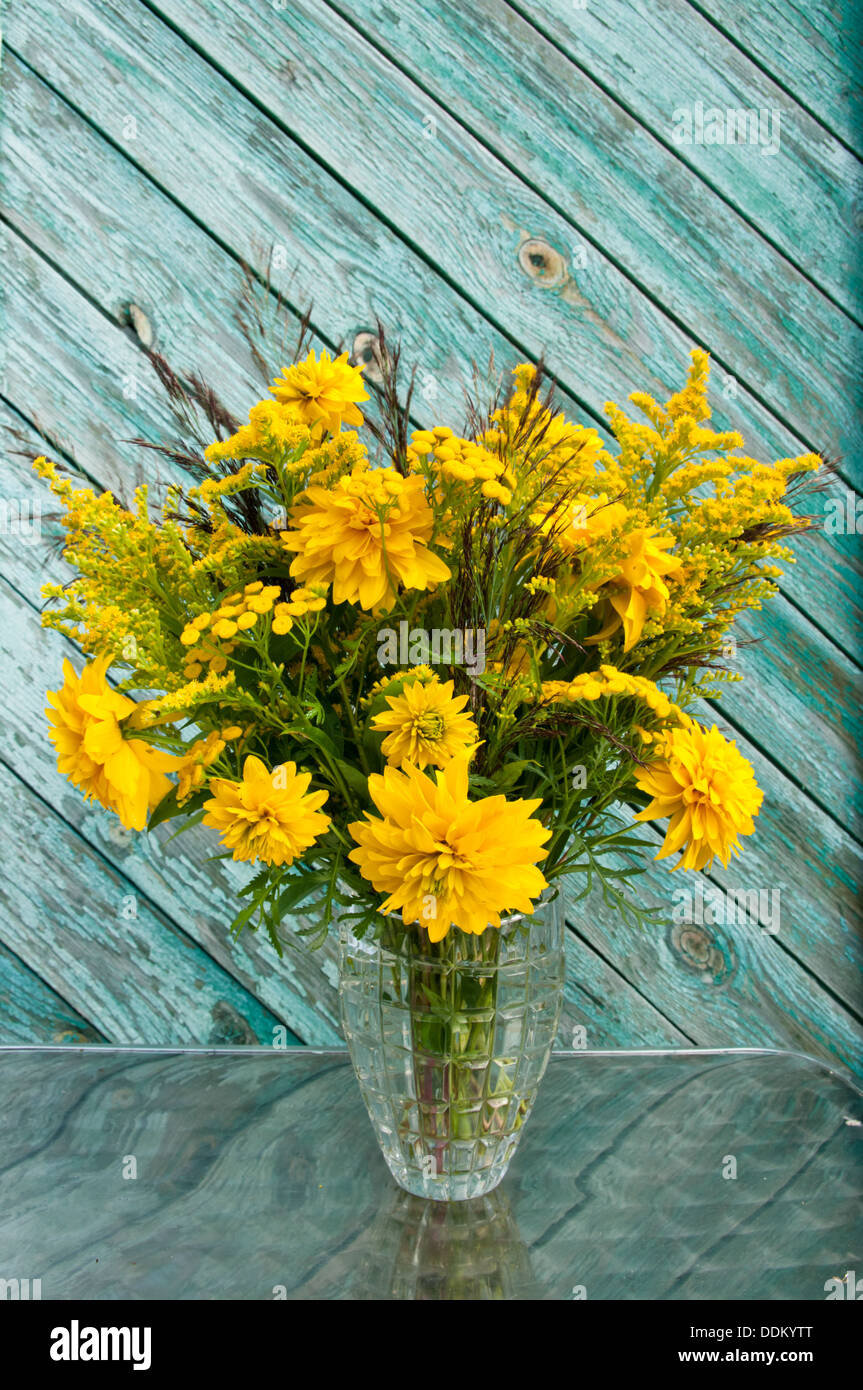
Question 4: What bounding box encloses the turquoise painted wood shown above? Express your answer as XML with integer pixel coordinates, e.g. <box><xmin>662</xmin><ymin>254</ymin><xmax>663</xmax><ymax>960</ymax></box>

<box><xmin>687</xmin><ymin>0</ymin><xmax>863</xmax><ymax>156</ymax></box>
<box><xmin>0</xmin><ymin>0</ymin><xmax>860</xmax><ymax>1070</ymax></box>
<box><xmin>4</xmin><ymin>12</ymin><xmax>860</xmax><ymax>654</ymax></box>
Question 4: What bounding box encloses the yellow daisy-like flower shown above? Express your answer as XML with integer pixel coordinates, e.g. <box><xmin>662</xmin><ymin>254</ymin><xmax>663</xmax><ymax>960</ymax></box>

<box><xmin>533</xmin><ymin>493</ymin><xmax>627</xmax><ymax>554</ymax></box>
<box><xmin>593</xmin><ymin>527</ymin><xmax>683</xmax><ymax>651</ymax></box>
<box><xmin>45</xmin><ymin>656</ymin><xmax>179</xmax><ymax>830</ymax></box>
<box><xmin>634</xmin><ymin>722</ymin><xmax>763</xmax><ymax>871</ymax></box>
<box><xmin>282</xmin><ymin>467</ymin><xmax>451</xmax><ymax>612</ymax></box>
<box><xmin>270</xmin><ymin>349</ymin><xmax>369</xmax><ymax>435</ymax></box>
<box><xmin>348</xmin><ymin>757</ymin><xmax>550</xmax><ymax>940</ymax></box>
<box><xmin>372</xmin><ymin>677</ymin><xmax>479</xmax><ymax>770</ymax></box>
<box><xmin>203</xmin><ymin>755</ymin><xmax>330</xmax><ymax>866</ymax></box>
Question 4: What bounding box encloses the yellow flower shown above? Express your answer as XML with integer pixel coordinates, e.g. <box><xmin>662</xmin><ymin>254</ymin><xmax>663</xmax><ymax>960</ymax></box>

<box><xmin>45</xmin><ymin>656</ymin><xmax>178</xmax><ymax>830</ymax></box>
<box><xmin>282</xmin><ymin>468</ymin><xmax>450</xmax><ymax>612</ymax></box>
<box><xmin>533</xmin><ymin>494</ymin><xmax>627</xmax><ymax>554</ymax></box>
<box><xmin>203</xmin><ymin>755</ymin><xmax>330</xmax><ymax>865</ymax></box>
<box><xmin>372</xmin><ymin>678</ymin><xmax>479</xmax><ymax>770</ymax></box>
<box><xmin>176</xmin><ymin>731</ymin><xmax>226</xmax><ymax>802</ymax></box>
<box><xmin>270</xmin><ymin>349</ymin><xmax>369</xmax><ymax>435</ymax></box>
<box><xmin>348</xmin><ymin>757</ymin><xmax>550</xmax><ymax>940</ymax></box>
<box><xmin>594</xmin><ymin>528</ymin><xmax>683</xmax><ymax>651</ymax></box>
<box><xmin>634</xmin><ymin>722</ymin><xmax>763</xmax><ymax>871</ymax></box>
<box><xmin>204</xmin><ymin>400</ymin><xmax>307</xmax><ymax>463</ymax></box>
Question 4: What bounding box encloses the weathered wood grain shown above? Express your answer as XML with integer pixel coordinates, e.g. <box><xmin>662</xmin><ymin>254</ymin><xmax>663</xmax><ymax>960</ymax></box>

<box><xmin>562</xmin><ymin>835</ymin><xmax>863</xmax><ymax>1077</ymax></box>
<box><xmin>704</xmin><ymin>606</ymin><xmax>862</xmax><ymax>832</ymax></box>
<box><xmin>5</xmin><ymin>17</ymin><xmax>860</xmax><ymax>662</ymax></box>
<box><xmin>0</xmin><ymin>941</ymin><xmax>106</xmax><ymax>1044</ymax></box>
<box><xmin>520</xmin><ymin>1051</ymin><xmax>863</xmax><ymax>1299</ymax></box>
<box><xmin>689</xmin><ymin>0</ymin><xmax>863</xmax><ymax>155</ymax></box>
<box><xmin>504</xmin><ymin>0</ymin><xmax>863</xmax><ymax>313</ymax></box>
<box><xmin>0</xmin><ymin>762</ymin><xmax>293</xmax><ymax>1046</ymax></box>
<box><xmin>324</xmin><ymin>0</ymin><xmax>862</xmax><ymax>478</ymax></box>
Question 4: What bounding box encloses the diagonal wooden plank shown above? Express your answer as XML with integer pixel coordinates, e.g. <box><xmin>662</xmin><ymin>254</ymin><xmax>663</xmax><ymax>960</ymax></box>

<box><xmin>3</xmin><ymin>33</ymin><xmax>856</xmax><ymax>672</ymax></box>
<box><xmin>688</xmin><ymin>0</ymin><xmax>863</xmax><ymax>156</ymax></box>
<box><xmin>708</xmin><ymin>605</ymin><xmax>863</xmax><ymax>835</ymax></box>
<box><xmin>504</xmin><ymin>0</ymin><xmax>863</xmax><ymax>314</ymax></box>
<box><xmin>324</xmin><ymin>0</ymin><xmax>862</xmax><ymax>482</ymax></box>
<box><xmin>562</xmin><ymin>863</ymin><xmax>862</xmax><ymax>1076</ymax></box>
<box><xmin>0</xmin><ymin>758</ymin><xmax>294</xmax><ymax>1046</ymax></box>
<box><xmin>8</xmin><ymin>0</ymin><xmax>863</xmax><ymax>493</ymax></box>
<box><xmin>0</xmin><ymin>941</ymin><xmax>107</xmax><ymax>1044</ymax></box>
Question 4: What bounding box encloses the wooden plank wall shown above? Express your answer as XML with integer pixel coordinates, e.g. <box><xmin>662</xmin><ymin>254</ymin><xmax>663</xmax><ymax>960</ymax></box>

<box><xmin>0</xmin><ymin>0</ymin><xmax>860</xmax><ymax>1072</ymax></box>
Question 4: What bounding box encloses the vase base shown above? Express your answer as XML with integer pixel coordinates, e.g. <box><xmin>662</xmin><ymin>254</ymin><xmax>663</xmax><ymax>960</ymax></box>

<box><xmin>384</xmin><ymin>1156</ymin><xmax>511</xmax><ymax>1202</ymax></box>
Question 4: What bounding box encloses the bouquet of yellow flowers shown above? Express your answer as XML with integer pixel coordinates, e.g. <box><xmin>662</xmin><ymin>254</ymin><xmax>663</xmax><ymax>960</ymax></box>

<box><xmin>36</xmin><ymin>332</ymin><xmax>819</xmax><ymax>1199</ymax></box>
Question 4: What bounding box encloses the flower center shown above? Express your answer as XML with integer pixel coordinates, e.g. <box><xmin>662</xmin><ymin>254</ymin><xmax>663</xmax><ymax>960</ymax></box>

<box><xmin>412</xmin><ymin>712</ymin><xmax>446</xmax><ymax>744</ymax></box>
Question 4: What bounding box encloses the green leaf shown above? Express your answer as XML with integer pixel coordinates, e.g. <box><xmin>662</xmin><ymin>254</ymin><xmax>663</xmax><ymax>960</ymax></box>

<box><xmin>229</xmin><ymin>901</ymin><xmax>260</xmax><ymax>937</ymax></box>
<box><xmin>334</xmin><ymin>759</ymin><xmax>370</xmax><ymax>799</ymax></box>
<box><xmin>238</xmin><ymin>866</ymin><xmax>272</xmax><ymax>899</ymax></box>
<box><xmin>271</xmin><ymin>870</ymin><xmax>329</xmax><ymax>919</ymax></box>
<box><xmin>147</xmin><ymin>786</ymin><xmax>207</xmax><ymax>832</ymax></box>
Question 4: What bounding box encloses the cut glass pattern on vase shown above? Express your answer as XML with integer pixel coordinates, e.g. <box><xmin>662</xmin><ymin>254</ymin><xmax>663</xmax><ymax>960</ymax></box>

<box><xmin>339</xmin><ymin>892</ymin><xmax>565</xmax><ymax>1201</ymax></box>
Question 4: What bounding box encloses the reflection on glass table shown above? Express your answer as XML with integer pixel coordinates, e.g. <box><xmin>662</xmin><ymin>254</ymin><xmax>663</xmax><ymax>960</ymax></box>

<box><xmin>0</xmin><ymin>1047</ymin><xmax>859</xmax><ymax>1300</ymax></box>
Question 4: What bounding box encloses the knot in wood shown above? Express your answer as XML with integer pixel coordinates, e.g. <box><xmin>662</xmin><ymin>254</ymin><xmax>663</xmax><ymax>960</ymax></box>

<box><xmin>351</xmin><ymin>330</ymin><xmax>386</xmax><ymax>383</ymax></box>
<box><xmin>517</xmin><ymin>237</ymin><xmax>568</xmax><ymax>288</ymax></box>
<box><xmin>127</xmin><ymin>303</ymin><xmax>154</xmax><ymax>348</ymax></box>
<box><xmin>670</xmin><ymin>920</ymin><xmax>734</xmax><ymax>984</ymax></box>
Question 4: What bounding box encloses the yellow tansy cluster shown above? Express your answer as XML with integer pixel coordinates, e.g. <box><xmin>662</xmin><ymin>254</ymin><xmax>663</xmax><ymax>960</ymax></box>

<box><xmin>407</xmin><ymin>427</ymin><xmax>515</xmax><ymax>504</ymax></box>
<box><xmin>539</xmin><ymin>664</ymin><xmax>689</xmax><ymax>726</ymax></box>
<box><xmin>176</xmin><ymin>579</ymin><xmax>328</xmax><ymax>672</ymax></box>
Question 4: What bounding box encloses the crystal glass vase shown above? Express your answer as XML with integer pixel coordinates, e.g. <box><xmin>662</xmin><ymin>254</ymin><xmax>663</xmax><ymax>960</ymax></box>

<box><xmin>338</xmin><ymin>892</ymin><xmax>565</xmax><ymax>1201</ymax></box>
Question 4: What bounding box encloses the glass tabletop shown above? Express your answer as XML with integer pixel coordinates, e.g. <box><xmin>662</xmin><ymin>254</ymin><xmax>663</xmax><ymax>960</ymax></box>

<box><xmin>0</xmin><ymin>1046</ymin><xmax>859</xmax><ymax>1300</ymax></box>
